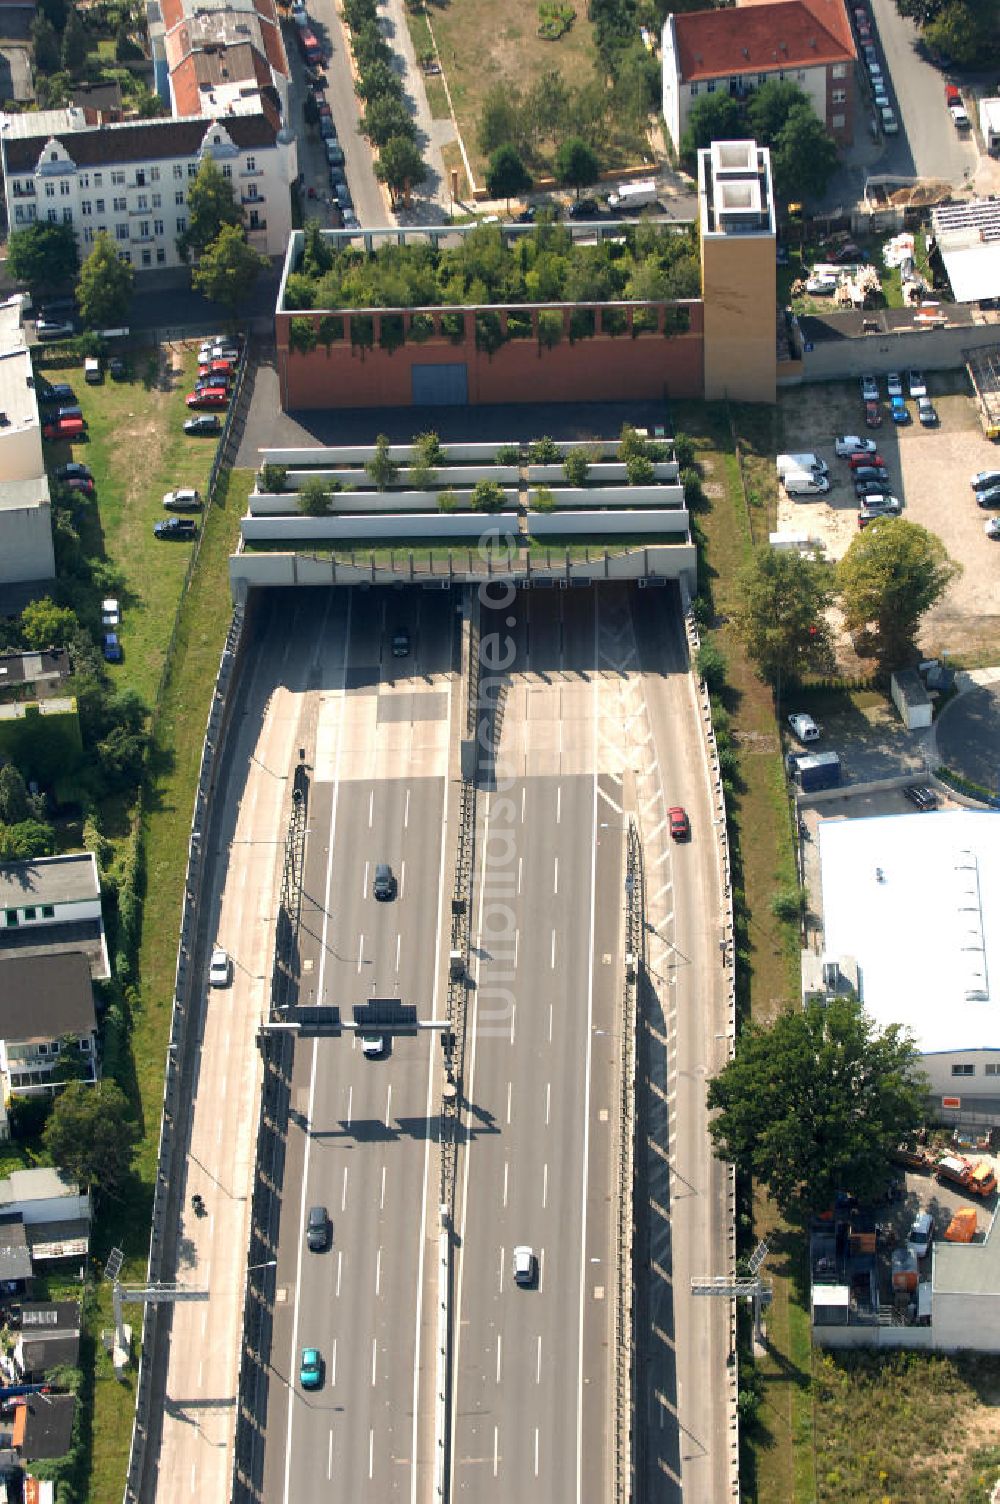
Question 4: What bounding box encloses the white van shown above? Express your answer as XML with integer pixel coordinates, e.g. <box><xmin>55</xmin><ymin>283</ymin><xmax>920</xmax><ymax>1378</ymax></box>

<box><xmin>783</xmin><ymin>469</ymin><xmax>830</xmax><ymax>497</ymax></box>
<box><xmin>776</xmin><ymin>452</ymin><xmax>828</xmax><ymax>478</ymax></box>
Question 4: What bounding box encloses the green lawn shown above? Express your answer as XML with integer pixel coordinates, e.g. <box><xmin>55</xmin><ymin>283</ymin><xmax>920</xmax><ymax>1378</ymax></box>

<box><xmin>42</xmin><ymin>350</ymin><xmax>220</xmax><ymax>710</ymax></box>
<box><xmin>87</xmin><ymin>468</ymin><xmax>251</xmax><ymax>1500</ymax></box>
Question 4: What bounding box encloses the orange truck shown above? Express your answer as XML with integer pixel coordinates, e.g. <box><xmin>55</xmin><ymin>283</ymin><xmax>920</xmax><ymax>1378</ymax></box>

<box><xmin>935</xmin><ymin>1154</ymin><xmax>997</xmax><ymax>1197</ymax></box>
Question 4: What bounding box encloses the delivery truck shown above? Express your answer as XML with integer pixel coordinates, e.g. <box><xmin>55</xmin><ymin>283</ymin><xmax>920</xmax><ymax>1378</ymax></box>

<box><xmin>607</xmin><ymin>179</ymin><xmax>658</xmax><ymax>212</ymax></box>
<box><xmin>935</xmin><ymin>1154</ymin><xmax>997</xmax><ymax>1197</ymax></box>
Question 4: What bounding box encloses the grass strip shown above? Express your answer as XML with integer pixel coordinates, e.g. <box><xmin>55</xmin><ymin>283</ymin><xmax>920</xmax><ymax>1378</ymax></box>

<box><xmin>86</xmin><ymin>469</ymin><xmax>251</xmax><ymax>1499</ymax></box>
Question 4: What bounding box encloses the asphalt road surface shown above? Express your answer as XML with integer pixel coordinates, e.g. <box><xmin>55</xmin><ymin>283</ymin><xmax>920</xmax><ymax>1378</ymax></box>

<box><xmin>263</xmin><ymin>585</ymin><xmax>458</xmax><ymax>1503</ymax></box>
<box><xmin>870</xmin><ymin>0</ymin><xmax>977</xmax><ymax>185</ymax></box>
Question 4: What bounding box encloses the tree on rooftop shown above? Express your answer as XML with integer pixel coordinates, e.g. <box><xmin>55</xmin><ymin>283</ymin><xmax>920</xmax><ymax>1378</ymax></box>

<box><xmin>76</xmin><ymin>230</ymin><xmax>134</xmax><ymax>329</ymax></box>
<box><xmin>707</xmin><ymin>995</ymin><xmax>928</xmax><ymax>1221</ymax></box>
<box><xmin>177</xmin><ymin>157</ymin><xmax>243</xmax><ymax>263</ymax></box>
<box><xmin>554</xmin><ymin>136</ymin><xmax>600</xmax><ymax>200</ymax></box>
<box><xmin>836</xmin><ymin>518</ymin><xmax>960</xmax><ymax>664</ymax></box>
<box><xmin>485</xmin><ymin>145</ymin><xmax>532</xmax><ymax>213</ymax></box>
<box><xmin>297</xmin><ymin>477</ymin><xmax>332</xmax><ymax>516</ymax></box>
<box><xmin>365</xmin><ymin>433</ymin><xmax>400</xmax><ymax>492</ymax></box>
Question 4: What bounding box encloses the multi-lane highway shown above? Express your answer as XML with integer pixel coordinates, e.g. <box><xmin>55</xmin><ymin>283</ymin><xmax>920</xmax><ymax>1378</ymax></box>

<box><xmin>263</xmin><ymin>585</ymin><xmax>458</xmax><ymax>1503</ymax></box>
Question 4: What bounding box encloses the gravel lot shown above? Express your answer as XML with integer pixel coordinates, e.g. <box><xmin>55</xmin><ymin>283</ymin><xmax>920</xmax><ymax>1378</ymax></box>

<box><xmin>775</xmin><ymin>379</ymin><xmax>1000</xmax><ymax>662</ymax></box>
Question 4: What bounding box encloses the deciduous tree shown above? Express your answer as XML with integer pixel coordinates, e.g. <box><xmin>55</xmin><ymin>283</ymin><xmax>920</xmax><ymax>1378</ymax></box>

<box><xmin>30</xmin><ymin>12</ymin><xmax>60</xmax><ymax>72</ymax></box>
<box><xmin>297</xmin><ymin>477</ymin><xmax>332</xmax><ymax>515</ymax></box>
<box><xmin>20</xmin><ymin>597</ymin><xmax>77</xmax><ymax>650</ymax></box>
<box><xmin>734</xmin><ymin>546</ymin><xmax>835</xmax><ymax>685</ymax></box>
<box><xmin>554</xmin><ymin>136</ymin><xmax>599</xmax><ymax>199</ymax></box>
<box><xmin>192</xmin><ymin>224</ymin><xmax>267</xmax><ymax>316</ymax></box>
<box><xmin>679</xmin><ymin>94</ymin><xmax>745</xmax><ymax>163</ymax></box>
<box><xmin>771</xmin><ymin>105</ymin><xmax>839</xmax><ymax>203</ymax></box>
<box><xmin>42</xmin><ymin>1080</ymin><xmax>139</xmax><ymax>1200</ymax></box>
<box><xmin>60</xmin><ymin>8</ymin><xmax>87</xmax><ymax>72</ymax></box>
<box><xmin>707</xmin><ymin>996</ymin><xmax>927</xmax><ymax>1220</ymax></box>
<box><xmin>836</xmin><ymin>518</ymin><xmax>959</xmax><ymax>663</ymax></box>
<box><xmin>76</xmin><ymin>230</ymin><xmax>134</xmax><ymax>328</ymax></box>
<box><xmin>376</xmin><ymin>136</ymin><xmax>428</xmax><ymax>206</ymax></box>
<box><xmin>7</xmin><ymin>221</ymin><xmax>78</xmax><ymax>295</ymax></box>
<box><xmin>365</xmin><ymin>433</ymin><xmax>400</xmax><ymax>491</ymax></box>
<box><xmin>177</xmin><ymin>158</ymin><xmax>242</xmax><ymax>262</ymax></box>
<box><xmin>485</xmin><ymin>145</ymin><xmax>532</xmax><ymax>211</ymax></box>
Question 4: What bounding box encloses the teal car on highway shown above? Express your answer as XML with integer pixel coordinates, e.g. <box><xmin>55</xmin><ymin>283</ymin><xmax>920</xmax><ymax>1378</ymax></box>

<box><xmin>300</xmin><ymin>1347</ymin><xmax>323</xmax><ymax>1390</ymax></box>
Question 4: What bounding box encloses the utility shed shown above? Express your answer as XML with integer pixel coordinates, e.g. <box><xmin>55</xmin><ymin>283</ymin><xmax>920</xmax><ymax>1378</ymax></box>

<box><xmin>981</xmin><ymin>98</ymin><xmax>1000</xmax><ymax>156</ymax></box>
<box><xmin>891</xmin><ymin>668</ymin><xmax>932</xmax><ymax>730</ymax></box>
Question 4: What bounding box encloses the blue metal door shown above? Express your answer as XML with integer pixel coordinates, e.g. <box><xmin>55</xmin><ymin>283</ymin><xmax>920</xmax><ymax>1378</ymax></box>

<box><xmin>411</xmin><ymin>363</ymin><xmax>468</xmax><ymax>405</ymax></box>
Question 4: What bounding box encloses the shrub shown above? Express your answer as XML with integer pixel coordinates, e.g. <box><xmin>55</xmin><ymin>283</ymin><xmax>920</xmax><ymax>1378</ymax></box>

<box><xmin>673</xmin><ymin>431</ymin><xmax>696</xmax><ymax>470</ymax></box>
<box><xmin>260</xmin><ymin>462</ymin><xmax>287</xmax><ymax>493</ymax></box>
<box><xmin>414</xmin><ymin>430</ymin><xmax>445</xmax><ymax>467</ymax></box>
<box><xmin>771</xmin><ymin>885</ymin><xmax>806</xmax><ymax>923</ymax></box>
<box><xmin>625</xmin><ymin>453</ymin><xmax>655</xmax><ymax>485</ymax></box>
<box><xmin>289</xmin><ymin>316</ymin><xmax>318</xmax><ymax>354</ymax></box>
<box><xmin>408</xmin><ymin>312</ymin><xmax>435</xmax><ymax>343</ymax></box>
<box><xmin>696</xmin><ymin>639</ymin><xmax>727</xmax><ymax>693</ymax></box>
<box><xmin>437</xmin><ymin>487</ymin><xmax>458</xmax><ymax>512</ymax></box>
<box><xmin>537</xmin><ymin>310</ymin><xmax>563</xmax><ymax>348</ymax></box>
<box><xmin>365</xmin><ymin>434</ymin><xmax>400</xmax><ymax>491</ymax></box>
<box><xmin>298</xmin><ymin>477</ymin><xmax>332</xmax><ymax>515</ymax></box>
<box><xmin>528</xmin><ymin>436</ymin><xmax>560</xmax><ymax>465</ymax></box>
<box><xmin>495</xmin><ymin>444</ymin><xmax>521</xmax><ymax>466</ymax></box>
<box><xmin>531</xmin><ymin>485</ymin><xmax>557</xmax><ymax>511</ymax></box>
<box><xmin>618</xmin><ymin>423</ymin><xmax>646</xmax><ymax>463</ymax></box>
<box><xmin>471</xmin><ymin>478</ymin><xmax>507</xmax><ymax>512</ymax></box>
<box><xmin>8</xmin><ymin>1093</ymin><xmax>52</xmax><ymax>1139</ymax></box>
<box><xmin>563</xmin><ymin>447</ymin><xmax>590</xmax><ymax>487</ymax></box>
<box><xmin>475</xmin><ymin>310</ymin><xmax>506</xmax><ymax>355</ymax></box>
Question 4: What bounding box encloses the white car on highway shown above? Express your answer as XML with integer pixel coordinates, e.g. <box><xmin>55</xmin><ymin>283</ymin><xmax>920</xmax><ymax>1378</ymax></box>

<box><xmin>209</xmin><ymin>947</ymin><xmax>231</xmax><ymax>987</ymax></box>
<box><xmin>513</xmin><ymin>1245</ymin><xmax>536</xmax><ymax>1286</ymax></box>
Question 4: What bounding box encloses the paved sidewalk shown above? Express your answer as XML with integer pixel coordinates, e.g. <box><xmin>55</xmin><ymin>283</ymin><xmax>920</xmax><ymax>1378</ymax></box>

<box><xmin>382</xmin><ymin>0</ymin><xmax>451</xmax><ymax>224</ymax></box>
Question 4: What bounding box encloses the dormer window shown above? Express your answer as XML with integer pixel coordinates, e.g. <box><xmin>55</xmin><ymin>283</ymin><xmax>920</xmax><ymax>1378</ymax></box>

<box><xmin>50</xmin><ymin>151</ymin><xmax>58</xmax><ymax>162</ymax></box>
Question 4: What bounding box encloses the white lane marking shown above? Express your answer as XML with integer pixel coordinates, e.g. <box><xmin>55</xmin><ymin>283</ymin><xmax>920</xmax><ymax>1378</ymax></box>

<box><xmin>335</xmin><ymin>1250</ymin><xmax>342</xmax><ymax>1298</ymax></box>
<box><xmin>496</xmin><ymin>1333</ymin><xmax>502</xmax><ymax>1384</ymax></box>
<box><xmin>369</xmin><ymin>1428</ymin><xmax>374</xmax><ymax>1480</ymax></box>
<box><xmin>542</xmin><ymin>1162</ymin><xmax>548</xmax><ymax>1210</ymax></box>
<box><xmin>330</xmin><ymin>1340</ymin><xmax>337</xmax><ymax>1389</ymax></box>
<box><xmin>400</xmin><ymin>859</ymin><xmax>406</xmax><ymax>899</ymax></box>
<box><xmin>357</xmin><ymin>932</ymin><xmax>364</xmax><ymax>972</ymax></box>
<box><xmin>551</xmin><ymin>929</ymin><xmax>556</xmax><ymax>969</ymax></box>
<box><xmin>283</xmin><ymin>1034</ymin><xmax>321</xmax><ymax>1503</ymax></box>
<box><xmin>517</xmin><ymin>856</ymin><xmax>522</xmax><ymax>895</ymax></box>
<box><xmin>514</xmin><ymin>928</ymin><xmax>519</xmax><ymax>968</ymax></box>
<box><xmin>510</xmin><ymin>1002</ymin><xmax>516</xmax><ymax>1045</ymax></box>
<box><xmin>368</xmin><ymin>789</ymin><xmax>374</xmax><ymax>828</ymax></box>
<box><xmin>503</xmin><ymin>1160</ymin><xmax>508</xmax><ymax>1208</ymax></box>
<box><xmin>395</xmin><ymin>932</ymin><xmax>401</xmax><ymax>973</ymax></box>
<box><xmin>548</xmin><ymin>1003</ymin><xmax>553</xmax><ymax>1043</ymax></box>
<box><xmin>506</xmin><ymin>1080</ymin><xmax>512</xmax><ymax>1125</ymax></box>
<box><xmin>499</xmin><ymin>1246</ymin><xmax>505</xmax><ymax>1294</ymax></box>
<box><xmin>521</xmin><ymin>786</ymin><xmax>526</xmax><ymax>823</ymax></box>
<box><xmin>493</xmin><ymin>1425</ymin><xmax>499</xmax><ymax>1478</ymax></box>
<box><xmin>380</xmin><ymin>1163</ymin><xmax>386</xmax><ymax>1211</ymax></box>
<box><xmin>576</xmin><ymin>600</ymin><xmax>600</xmax><ymax>1504</ymax></box>
<box><xmin>404</xmin><ymin>787</ymin><xmax>410</xmax><ymax>828</ymax></box>
<box><xmin>372</xmin><ymin>1337</ymin><xmax>377</xmax><ymax>1387</ymax></box>
<box><xmin>557</xmin><ymin>785</ymin><xmax>561</xmax><ymax>824</ymax></box>
<box><xmin>410</xmin><ymin>741</ymin><xmax>450</xmax><ymax>1504</ymax></box>
<box><xmin>376</xmin><ymin>1245</ymin><xmax>382</xmax><ymax>1296</ymax></box>
<box><xmin>554</xmin><ymin>856</ymin><xmax>559</xmax><ymax>895</ymax></box>
<box><xmin>385</xmin><ymin>1083</ymin><xmax>392</xmax><ymax>1128</ymax></box>
<box><xmin>539</xmin><ymin>1247</ymin><xmax>545</xmax><ymax>1293</ymax></box>
<box><xmin>363</xmin><ymin>858</ymin><xmax>369</xmax><ymax>900</ymax></box>
<box><xmin>534</xmin><ymin>1427</ymin><xmax>540</xmax><ymax>1478</ymax></box>
<box><xmin>346</xmin><ymin>1085</ymin><xmax>353</xmax><ymax>1129</ymax></box>
<box><xmin>545</xmin><ymin>1081</ymin><xmax>551</xmax><ymax>1126</ymax></box>
<box><xmin>536</xmin><ymin>1334</ymin><xmax>542</xmax><ymax>1385</ymax></box>
<box><xmin>328</xmin><ymin>1428</ymin><xmax>334</xmax><ymax>1477</ymax></box>
<box><xmin>341</xmin><ymin>1165</ymin><xmax>348</xmax><ymax>1212</ymax></box>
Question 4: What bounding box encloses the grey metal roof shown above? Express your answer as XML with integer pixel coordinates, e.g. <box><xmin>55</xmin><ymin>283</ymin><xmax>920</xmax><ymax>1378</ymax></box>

<box><xmin>0</xmin><ymin>952</ymin><xmax>96</xmax><ymax>1042</ymax></box>
<box><xmin>0</xmin><ymin>853</ymin><xmax>98</xmax><ymax>908</ymax></box>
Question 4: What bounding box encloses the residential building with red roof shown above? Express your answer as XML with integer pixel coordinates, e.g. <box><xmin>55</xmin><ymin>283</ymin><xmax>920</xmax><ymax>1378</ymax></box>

<box><xmin>662</xmin><ymin>0</ymin><xmax>856</xmax><ymax>156</ymax></box>
<box><xmin>149</xmin><ymin>0</ymin><xmax>290</xmax><ymax>122</ymax></box>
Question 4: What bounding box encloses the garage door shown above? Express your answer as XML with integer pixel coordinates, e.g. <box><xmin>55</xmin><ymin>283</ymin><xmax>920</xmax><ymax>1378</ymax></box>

<box><xmin>411</xmin><ymin>363</ymin><xmax>468</xmax><ymax>405</ymax></box>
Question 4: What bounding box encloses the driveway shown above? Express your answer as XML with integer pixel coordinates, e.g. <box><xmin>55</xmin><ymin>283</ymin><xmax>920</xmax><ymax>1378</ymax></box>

<box><xmin>935</xmin><ymin>683</ymin><xmax>1000</xmax><ymax>793</ymax></box>
<box><xmin>869</xmin><ymin>0</ymin><xmax>978</xmax><ymax>185</ymax></box>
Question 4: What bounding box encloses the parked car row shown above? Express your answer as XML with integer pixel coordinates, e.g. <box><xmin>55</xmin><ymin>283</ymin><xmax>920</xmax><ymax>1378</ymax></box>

<box><xmin>859</xmin><ymin>370</ymin><xmax>938</xmax><ymax>430</ymax></box>
<box><xmin>851</xmin><ymin>1</ymin><xmax>898</xmax><ymax>136</ymax></box>
<box><xmin>971</xmin><ymin>472</ymin><xmax>1000</xmax><ymax>539</ymax></box>
<box><xmin>185</xmin><ymin>334</ymin><xmax>242</xmax><ymax>412</ymax></box>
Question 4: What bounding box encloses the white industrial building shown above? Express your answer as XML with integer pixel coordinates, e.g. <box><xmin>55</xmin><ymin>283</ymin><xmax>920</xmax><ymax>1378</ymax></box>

<box><xmin>1</xmin><ymin>104</ymin><xmax>297</xmax><ymax>271</ymax></box>
<box><xmin>816</xmin><ymin>810</ymin><xmax>1000</xmax><ymax>1107</ymax></box>
<box><xmin>0</xmin><ymin>296</ymin><xmax>55</xmax><ymax>591</ymax></box>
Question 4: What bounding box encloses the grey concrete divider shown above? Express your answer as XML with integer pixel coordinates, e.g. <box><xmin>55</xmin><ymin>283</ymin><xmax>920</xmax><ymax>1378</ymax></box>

<box><xmin>528</xmin><ymin>509</ymin><xmax>690</xmax><ymax>536</ymax></box>
<box><xmin>260</xmin><ymin>441</ymin><xmax>515</xmax><ymax>465</ymax></box>
<box><xmin>527</xmin><ymin>485</ymin><xmax>686</xmax><ymax>509</ymax></box>
<box><xmin>240</xmin><ymin>511</ymin><xmax>521</xmax><ymax>541</ymax></box>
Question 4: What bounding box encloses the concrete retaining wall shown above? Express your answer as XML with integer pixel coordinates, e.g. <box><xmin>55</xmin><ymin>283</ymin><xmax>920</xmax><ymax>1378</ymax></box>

<box><xmin>795</xmin><ymin>317</ymin><xmax>1000</xmax><ymax>383</ymax></box>
<box><xmin>528</xmin><ymin>509</ymin><xmax>689</xmax><ymax>536</ymax></box>
<box><xmin>261</xmin><ymin>442</ymin><xmax>518</xmax><ymax>465</ymax></box>
<box><xmin>527</xmin><ymin>462</ymin><xmax>679</xmax><ymax>483</ymax></box>
<box><xmin>247</xmin><ymin>489</ymin><xmax>515</xmax><ymax>516</ymax></box>
<box><xmin>527</xmin><ymin>484</ymin><xmax>685</xmax><ymax>509</ymax></box>
<box><xmin>240</xmin><ymin>511</ymin><xmax>520</xmax><ymax>541</ymax></box>
<box><xmin>277</xmin><ymin>465</ymin><xmax>520</xmax><ymax>489</ymax></box>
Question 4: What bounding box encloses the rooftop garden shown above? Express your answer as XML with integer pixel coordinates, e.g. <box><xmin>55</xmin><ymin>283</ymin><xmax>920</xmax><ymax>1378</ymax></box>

<box><xmin>282</xmin><ymin>219</ymin><xmax>701</xmax><ymax>313</ymax></box>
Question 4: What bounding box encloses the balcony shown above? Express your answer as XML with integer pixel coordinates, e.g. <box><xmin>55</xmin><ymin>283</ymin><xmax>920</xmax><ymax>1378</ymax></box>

<box><xmin>246</xmin><ymin>219</ymin><xmax>268</xmax><ymax>237</ymax></box>
<box><xmin>12</xmin><ymin>184</ymin><xmax>35</xmax><ymax>198</ymax></box>
<box><xmin>241</xmin><ymin>191</ymin><xmax>265</xmax><ymax>205</ymax></box>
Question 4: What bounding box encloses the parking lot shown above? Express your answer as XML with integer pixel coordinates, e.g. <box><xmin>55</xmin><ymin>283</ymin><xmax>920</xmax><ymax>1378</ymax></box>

<box><xmin>776</xmin><ymin>379</ymin><xmax>1000</xmax><ymax>662</ymax></box>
